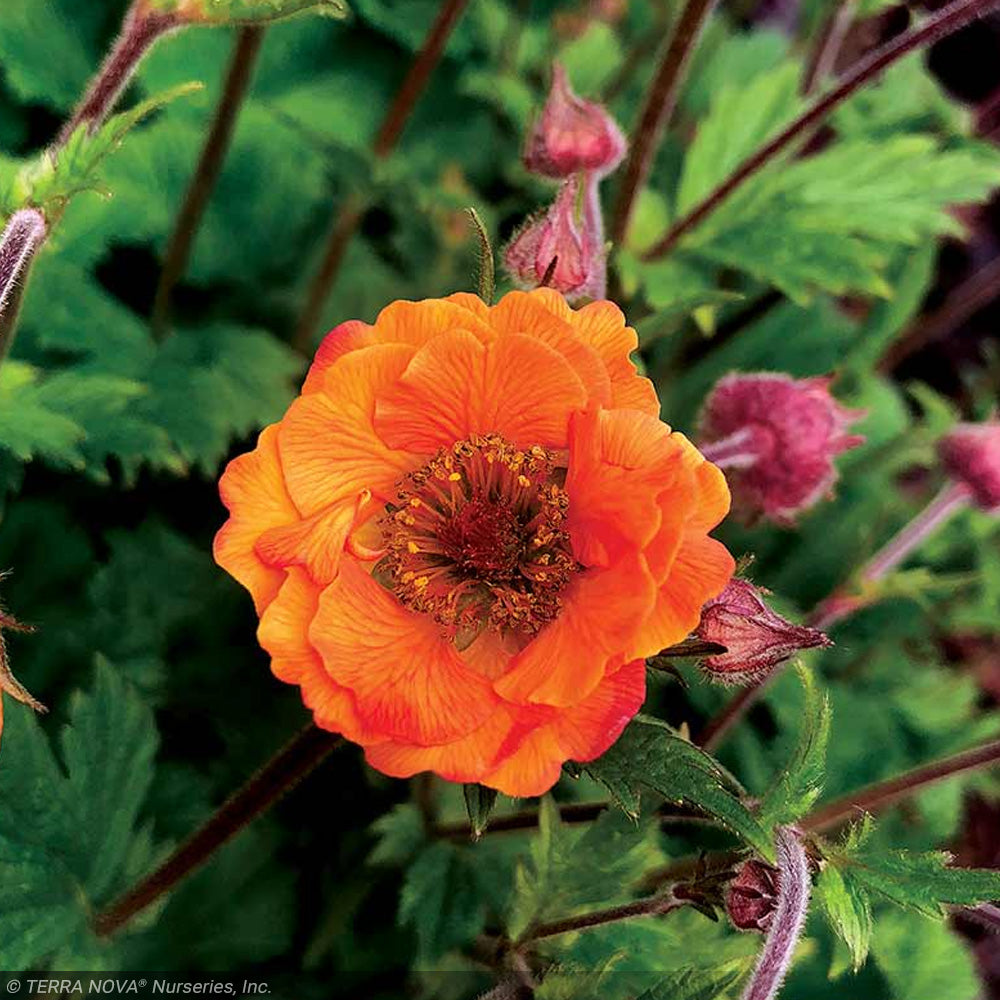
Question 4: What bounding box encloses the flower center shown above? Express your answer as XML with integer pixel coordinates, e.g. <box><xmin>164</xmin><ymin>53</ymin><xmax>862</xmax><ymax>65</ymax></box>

<box><xmin>377</xmin><ymin>434</ymin><xmax>578</xmax><ymax>644</ymax></box>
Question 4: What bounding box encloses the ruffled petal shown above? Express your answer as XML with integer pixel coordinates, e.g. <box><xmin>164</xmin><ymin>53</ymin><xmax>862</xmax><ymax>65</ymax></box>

<box><xmin>482</xmin><ymin>659</ymin><xmax>646</xmax><ymax>797</ymax></box>
<box><xmin>363</xmin><ymin>702</ymin><xmax>552</xmax><ymax>785</ymax></box>
<box><xmin>214</xmin><ymin>424</ymin><xmax>298</xmax><ymax>613</ymax></box>
<box><xmin>494</xmin><ymin>552</ymin><xmax>656</xmax><ymax>707</ymax></box>
<box><xmin>278</xmin><ymin>343</ymin><xmax>420</xmax><ymax>516</ymax></box>
<box><xmin>571</xmin><ymin>301</ymin><xmax>659</xmax><ymax>415</ymax></box>
<box><xmin>257</xmin><ymin>568</ymin><xmax>376</xmax><ymax>743</ymax></box>
<box><xmin>254</xmin><ymin>499</ymin><xmax>358</xmax><ymax>587</ymax></box>
<box><xmin>310</xmin><ymin>559</ymin><xmax>498</xmax><ymax>745</ymax></box>
<box><xmin>302</xmin><ymin>320</ymin><xmax>372</xmax><ymax>394</ymax></box>
<box><xmin>375</xmin><ymin>330</ymin><xmax>588</xmax><ymax>453</ymax></box>
<box><xmin>628</xmin><ymin>535</ymin><xmax>734</xmax><ymax>659</ymax></box>
<box><xmin>372</xmin><ymin>297</ymin><xmax>495</xmax><ymax>347</ymax></box>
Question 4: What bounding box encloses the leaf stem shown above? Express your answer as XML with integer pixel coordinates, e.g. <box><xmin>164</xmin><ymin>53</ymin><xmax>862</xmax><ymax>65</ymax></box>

<box><xmin>151</xmin><ymin>25</ymin><xmax>265</xmax><ymax>340</ymax></box>
<box><xmin>608</xmin><ymin>0</ymin><xmax>717</xmax><ymax>247</ymax></box>
<box><xmin>292</xmin><ymin>0</ymin><xmax>471</xmax><ymax>350</ymax></box>
<box><xmin>801</xmin><ymin>0</ymin><xmax>858</xmax><ymax>95</ymax></box>
<box><xmin>521</xmin><ymin>892</ymin><xmax>686</xmax><ymax>944</ymax></box>
<box><xmin>641</xmin><ymin>0</ymin><xmax>1000</xmax><ymax>260</ymax></box>
<box><xmin>93</xmin><ymin>724</ymin><xmax>342</xmax><ymax>938</ymax></box>
<box><xmin>0</xmin><ymin>209</ymin><xmax>48</xmax><ymax>368</ymax></box>
<box><xmin>57</xmin><ymin>1</ymin><xmax>181</xmax><ymax>147</ymax></box>
<box><xmin>802</xmin><ymin>737</ymin><xmax>1000</xmax><ymax>833</ymax></box>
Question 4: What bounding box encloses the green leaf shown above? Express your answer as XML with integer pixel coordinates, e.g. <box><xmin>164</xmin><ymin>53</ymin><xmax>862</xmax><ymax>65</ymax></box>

<box><xmin>585</xmin><ymin>717</ymin><xmax>773</xmax><ymax>860</ymax></box>
<box><xmin>758</xmin><ymin>664</ymin><xmax>831</xmax><ymax>826</ymax></box>
<box><xmin>815</xmin><ymin>863</ymin><xmax>873</xmax><ymax>971</ymax></box>
<box><xmin>634</xmin><ymin>962</ymin><xmax>745</xmax><ymax>1000</ymax></box>
<box><xmin>871</xmin><ymin>909</ymin><xmax>980</xmax><ymax>1000</ymax></box>
<box><xmin>0</xmin><ymin>661</ymin><xmax>159</xmax><ymax>970</ymax></box>
<box><xmin>463</xmin><ymin>783</ymin><xmax>499</xmax><ymax>838</ymax></box>
<box><xmin>505</xmin><ymin>799</ymin><xmax>664</xmax><ymax>941</ymax></box>
<box><xmin>151</xmin><ymin>0</ymin><xmax>349</xmax><ymax>22</ymax></box>
<box><xmin>368</xmin><ymin>804</ymin><xmax>427</xmax><ymax>866</ymax></box>
<box><xmin>398</xmin><ymin>842</ymin><xmax>486</xmax><ymax>961</ymax></box>
<box><xmin>3</xmin><ymin>83</ymin><xmax>202</xmax><ymax>219</ymax></box>
<box><xmin>676</xmin><ymin>61</ymin><xmax>803</xmax><ymax>216</ymax></box>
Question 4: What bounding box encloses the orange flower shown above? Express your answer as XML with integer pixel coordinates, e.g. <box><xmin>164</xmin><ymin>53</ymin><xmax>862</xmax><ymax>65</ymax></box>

<box><xmin>215</xmin><ymin>290</ymin><xmax>733</xmax><ymax>796</ymax></box>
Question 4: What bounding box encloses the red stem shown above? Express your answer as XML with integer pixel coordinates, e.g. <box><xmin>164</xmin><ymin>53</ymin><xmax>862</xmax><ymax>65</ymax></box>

<box><xmin>803</xmin><ymin>737</ymin><xmax>1000</xmax><ymax>832</ymax></box>
<box><xmin>93</xmin><ymin>725</ymin><xmax>342</xmax><ymax>937</ymax></box>
<box><xmin>609</xmin><ymin>0</ymin><xmax>717</xmax><ymax>246</ymax></box>
<box><xmin>522</xmin><ymin>892</ymin><xmax>685</xmax><ymax>943</ymax></box>
<box><xmin>292</xmin><ymin>0</ymin><xmax>470</xmax><ymax>349</ymax></box>
<box><xmin>57</xmin><ymin>2</ymin><xmax>180</xmax><ymax>146</ymax></box>
<box><xmin>801</xmin><ymin>0</ymin><xmax>858</xmax><ymax>95</ymax></box>
<box><xmin>642</xmin><ymin>0</ymin><xmax>1000</xmax><ymax>260</ymax></box>
<box><xmin>151</xmin><ymin>25</ymin><xmax>265</xmax><ymax>340</ymax></box>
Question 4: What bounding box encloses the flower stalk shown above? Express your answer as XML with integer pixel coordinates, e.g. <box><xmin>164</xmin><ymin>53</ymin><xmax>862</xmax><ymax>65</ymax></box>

<box><xmin>0</xmin><ymin>209</ymin><xmax>48</xmax><ymax>366</ymax></box>
<box><xmin>609</xmin><ymin>0</ymin><xmax>716</xmax><ymax>246</ymax></box>
<box><xmin>642</xmin><ymin>0</ymin><xmax>1000</xmax><ymax>260</ymax></box>
<box><xmin>740</xmin><ymin>827</ymin><xmax>811</xmax><ymax>1000</ymax></box>
<box><xmin>94</xmin><ymin>725</ymin><xmax>342</xmax><ymax>937</ymax></box>
<box><xmin>293</xmin><ymin>0</ymin><xmax>471</xmax><ymax>349</ymax></box>
<box><xmin>151</xmin><ymin>25</ymin><xmax>266</xmax><ymax>339</ymax></box>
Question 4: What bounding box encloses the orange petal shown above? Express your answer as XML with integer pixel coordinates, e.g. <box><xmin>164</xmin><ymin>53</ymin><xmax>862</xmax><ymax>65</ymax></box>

<box><xmin>375</xmin><ymin>330</ymin><xmax>588</xmax><ymax>453</ymax></box>
<box><xmin>566</xmin><ymin>408</ymin><xmax>697</xmax><ymax>566</ymax></box>
<box><xmin>490</xmin><ymin>291</ymin><xmax>611</xmax><ymax>406</ymax></box>
<box><xmin>482</xmin><ymin>659</ymin><xmax>646</xmax><ymax>797</ymax></box>
<box><xmin>494</xmin><ymin>552</ymin><xmax>656</xmax><ymax>708</ymax></box>
<box><xmin>310</xmin><ymin>558</ymin><xmax>498</xmax><ymax>745</ymax></box>
<box><xmin>255</xmin><ymin>500</ymin><xmax>357</xmax><ymax>586</ymax></box>
<box><xmin>687</xmin><ymin>448</ymin><xmax>732</xmax><ymax>531</ymax></box>
<box><xmin>302</xmin><ymin>320</ymin><xmax>372</xmax><ymax>394</ymax></box>
<box><xmin>214</xmin><ymin>424</ymin><xmax>298</xmax><ymax>614</ymax></box>
<box><xmin>257</xmin><ymin>568</ymin><xmax>376</xmax><ymax>744</ymax></box>
<box><xmin>363</xmin><ymin>702</ymin><xmax>552</xmax><ymax>785</ymax></box>
<box><xmin>373</xmin><ymin>297</ymin><xmax>495</xmax><ymax>347</ymax></box>
<box><xmin>459</xmin><ymin>629</ymin><xmax>519</xmax><ymax>681</ymax></box>
<box><xmin>278</xmin><ymin>343</ymin><xmax>419</xmax><ymax>516</ymax></box>
<box><xmin>445</xmin><ymin>291</ymin><xmax>491</xmax><ymax>319</ymax></box>
<box><xmin>571</xmin><ymin>301</ymin><xmax>659</xmax><ymax>415</ymax></box>
<box><xmin>628</xmin><ymin>535</ymin><xmax>735</xmax><ymax>659</ymax></box>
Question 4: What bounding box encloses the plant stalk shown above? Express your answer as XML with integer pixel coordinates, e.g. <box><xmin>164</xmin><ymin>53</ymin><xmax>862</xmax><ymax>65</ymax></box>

<box><xmin>802</xmin><ymin>737</ymin><xmax>1000</xmax><ymax>833</ymax></box>
<box><xmin>57</xmin><ymin>1</ymin><xmax>181</xmax><ymax>146</ymax></box>
<box><xmin>801</xmin><ymin>0</ymin><xmax>858</xmax><ymax>95</ymax></box>
<box><xmin>292</xmin><ymin>0</ymin><xmax>470</xmax><ymax>350</ymax></box>
<box><xmin>93</xmin><ymin>725</ymin><xmax>342</xmax><ymax>938</ymax></box>
<box><xmin>0</xmin><ymin>209</ymin><xmax>48</xmax><ymax>368</ymax></box>
<box><xmin>151</xmin><ymin>25</ymin><xmax>265</xmax><ymax>340</ymax></box>
<box><xmin>642</xmin><ymin>0</ymin><xmax>1000</xmax><ymax>260</ymax></box>
<box><xmin>608</xmin><ymin>0</ymin><xmax>717</xmax><ymax>247</ymax></box>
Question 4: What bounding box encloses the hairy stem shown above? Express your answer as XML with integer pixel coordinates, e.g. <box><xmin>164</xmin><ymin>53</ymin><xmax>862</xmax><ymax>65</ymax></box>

<box><xmin>94</xmin><ymin>725</ymin><xmax>342</xmax><ymax>937</ymax></box>
<box><xmin>151</xmin><ymin>25</ymin><xmax>265</xmax><ymax>340</ymax></box>
<box><xmin>803</xmin><ymin>737</ymin><xmax>1000</xmax><ymax>833</ymax></box>
<box><xmin>292</xmin><ymin>0</ymin><xmax>470</xmax><ymax>349</ymax></box>
<box><xmin>608</xmin><ymin>0</ymin><xmax>716</xmax><ymax>246</ymax></box>
<box><xmin>57</xmin><ymin>2</ymin><xmax>181</xmax><ymax>146</ymax></box>
<box><xmin>642</xmin><ymin>0</ymin><xmax>1000</xmax><ymax>260</ymax></box>
<box><xmin>699</xmin><ymin>479</ymin><xmax>973</xmax><ymax>749</ymax></box>
<box><xmin>0</xmin><ymin>209</ymin><xmax>48</xmax><ymax>367</ymax></box>
<box><xmin>741</xmin><ymin>827</ymin><xmax>811</xmax><ymax>1000</ymax></box>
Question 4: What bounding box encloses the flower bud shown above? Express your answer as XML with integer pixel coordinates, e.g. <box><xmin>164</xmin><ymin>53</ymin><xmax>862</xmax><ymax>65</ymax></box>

<box><xmin>727</xmin><ymin>859</ymin><xmax>780</xmax><ymax>932</ymax></box>
<box><xmin>523</xmin><ymin>63</ymin><xmax>626</xmax><ymax>179</ymax></box>
<box><xmin>696</xmin><ymin>579</ymin><xmax>831</xmax><ymax>685</ymax></box>
<box><xmin>938</xmin><ymin>421</ymin><xmax>1000</xmax><ymax>513</ymax></box>
<box><xmin>698</xmin><ymin>373</ymin><xmax>865</xmax><ymax>525</ymax></box>
<box><xmin>503</xmin><ymin>175</ymin><xmax>606</xmax><ymax>302</ymax></box>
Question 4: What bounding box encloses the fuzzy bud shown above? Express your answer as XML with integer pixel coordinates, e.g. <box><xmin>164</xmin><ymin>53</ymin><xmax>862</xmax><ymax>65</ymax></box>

<box><xmin>523</xmin><ymin>63</ymin><xmax>626</xmax><ymax>179</ymax></box>
<box><xmin>504</xmin><ymin>175</ymin><xmax>606</xmax><ymax>302</ymax></box>
<box><xmin>938</xmin><ymin>421</ymin><xmax>1000</xmax><ymax>514</ymax></box>
<box><xmin>727</xmin><ymin>859</ymin><xmax>780</xmax><ymax>932</ymax></box>
<box><xmin>696</xmin><ymin>579</ymin><xmax>831</xmax><ymax>685</ymax></box>
<box><xmin>698</xmin><ymin>373</ymin><xmax>865</xmax><ymax>525</ymax></box>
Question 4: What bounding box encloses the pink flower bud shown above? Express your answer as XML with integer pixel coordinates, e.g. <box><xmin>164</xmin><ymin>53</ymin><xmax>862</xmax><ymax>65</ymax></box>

<box><xmin>727</xmin><ymin>859</ymin><xmax>780</xmax><ymax>932</ymax></box>
<box><xmin>503</xmin><ymin>175</ymin><xmax>607</xmax><ymax>302</ymax></box>
<box><xmin>938</xmin><ymin>421</ymin><xmax>1000</xmax><ymax>513</ymax></box>
<box><xmin>698</xmin><ymin>373</ymin><xmax>865</xmax><ymax>525</ymax></box>
<box><xmin>696</xmin><ymin>579</ymin><xmax>832</xmax><ymax>685</ymax></box>
<box><xmin>523</xmin><ymin>63</ymin><xmax>626</xmax><ymax>179</ymax></box>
